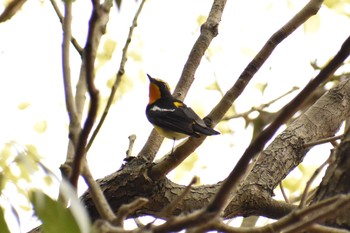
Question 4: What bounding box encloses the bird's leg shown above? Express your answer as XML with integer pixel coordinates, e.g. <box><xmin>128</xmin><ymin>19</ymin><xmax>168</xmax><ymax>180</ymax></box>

<box><xmin>171</xmin><ymin>138</ymin><xmax>175</xmax><ymax>155</ymax></box>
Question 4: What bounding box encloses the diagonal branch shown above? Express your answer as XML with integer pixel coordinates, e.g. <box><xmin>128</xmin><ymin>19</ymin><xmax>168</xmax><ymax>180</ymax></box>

<box><xmin>0</xmin><ymin>0</ymin><xmax>26</xmax><ymax>23</ymax></box>
<box><xmin>148</xmin><ymin>0</ymin><xmax>324</xmax><ymax>180</ymax></box>
<box><xmin>206</xmin><ymin>33</ymin><xmax>350</xmax><ymax>214</ymax></box>
<box><xmin>81</xmin><ymin>159</ymin><xmax>116</xmax><ymax>222</ymax></box>
<box><xmin>207</xmin><ymin>195</ymin><xmax>350</xmax><ymax>233</ymax></box>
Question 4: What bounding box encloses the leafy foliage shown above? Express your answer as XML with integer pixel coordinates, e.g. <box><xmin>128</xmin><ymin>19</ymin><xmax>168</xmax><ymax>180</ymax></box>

<box><xmin>0</xmin><ymin>143</ymin><xmax>90</xmax><ymax>232</ymax></box>
<box><xmin>30</xmin><ymin>190</ymin><xmax>85</xmax><ymax>233</ymax></box>
<box><xmin>0</xmin><ymin>207</ymin><xmax>10</xmax><ymax>233</ymax></box>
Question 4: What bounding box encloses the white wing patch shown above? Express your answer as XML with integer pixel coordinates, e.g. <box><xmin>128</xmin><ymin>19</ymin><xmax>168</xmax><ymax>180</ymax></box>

<box><xmin>150</xmin><ymin>106</ymin><xmax>175</xmax><ymax>112</ymax></box>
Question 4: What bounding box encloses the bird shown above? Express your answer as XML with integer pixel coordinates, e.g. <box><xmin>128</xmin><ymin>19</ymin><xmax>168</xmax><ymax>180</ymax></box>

<box><xmin>145</xmin><ymin>74</ymin><xmax>220</xmax><ymax>153</ymax></box>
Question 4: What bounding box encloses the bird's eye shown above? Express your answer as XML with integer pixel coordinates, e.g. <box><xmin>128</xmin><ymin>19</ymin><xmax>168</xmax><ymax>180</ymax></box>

<box><xmin>164</xmin><ymin>83</ymin><xmax>170</xmax><ymax>91</ymax></box>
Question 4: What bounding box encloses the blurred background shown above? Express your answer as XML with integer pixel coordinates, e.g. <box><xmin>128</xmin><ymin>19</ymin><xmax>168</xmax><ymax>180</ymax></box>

<box><xmin>0</xmin><ymin>0</ymin><xmax>350</xmax><ymax>231</ymax></box>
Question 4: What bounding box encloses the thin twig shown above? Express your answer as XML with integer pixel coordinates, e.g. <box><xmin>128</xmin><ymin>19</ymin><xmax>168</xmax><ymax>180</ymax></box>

<box><xmin>86</xmin><ymin>0</ymin><xmax>147</xmax><ymax>152</ymax></box>
<box><xmin>134</xmin><ymin>218</ymin><xmax>145</xmax><ymax>228</ymax></box>
<box><xmin>307</xmin><ymin>224</ymin><xmax>350</xmax><ymax>233</ymax></box>
<box><xmin>62</xmin><ymin>0</ymin><xmax>76</xmax><ymax>137</ymax></box>
<box><xmin>61</xmin><ymin>0</ymin><xmax>80</xmax><ymax>161</ymax></box>
<box><xmin>49</xmin><ymin>0</ymin><xmax>83</xmax><ymax>55</ymax></box>
<box><xmin>70</xmin><ymin>0</ymin><xmax>112</xmax><ymax>188</ymax></box>
<box><xmin>55</xmin><ymin>0</ymin><xmax>87</xmax><ymax>177</ymax></box>
<box><xmin>303</xmin><ymin>134</ymin><xmax>343</xmax><ymax>148</ymax></box>
<box><xmin>82</xmin><ymin>159</ymin><xmax>116</xmax><ymax>222</ymax></box>
<box><xmin>299</xmin><ymin>153</ymin><xmax>332</xmax><ymax>208</ymax></box>
<box><xmin>280</xmin><ymin>182</ymin><xmax>289</xmax><ymax>204</ymax></box>
<box><xmin>150</xmin><ymin>210</ymin><xmax>216</xmax><ymax>233</ymax></box>
<box><xmin>126</xmin><ymin>134</ymin><xmax>137</xmax><ymax>157</ymax></box>
<box><xmin>222</xmin><ymin>86</ymin><xmax>299</xmax><ymax>121</ymax></box>
<box><xmin>93</xmin><ymin>220</ymin><xmax>133</xmax><ymax>233</ymax></box>
<box><xmin>114</xmin><ymin>197</ymin><xmax>149</xmax><ymax>227</ymax></box>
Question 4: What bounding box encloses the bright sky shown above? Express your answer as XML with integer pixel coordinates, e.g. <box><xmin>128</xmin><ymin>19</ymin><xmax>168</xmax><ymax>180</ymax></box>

<box><xmin>0</xmin><ymin>0</ymin><xmax>350</xmax><ymax>232</ymax></box>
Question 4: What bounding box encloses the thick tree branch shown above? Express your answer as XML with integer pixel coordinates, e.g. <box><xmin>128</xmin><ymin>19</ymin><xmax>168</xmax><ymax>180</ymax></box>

<box><xmin>82</xmin><ymin>76</ymin><xmax>350</xmax><ymax>225</ymax></box>
<box><xmin>311</xmin><ymin>123</ymin><xmax>350</xmax><ymax>228</ymax></box>
<box><xmin>205</xmin><ymin>33</ymin><xmax>350</xmax><ymax>215</ymax></box>
<box><xmin>148</xmin><ymin>0</ymin><xmax>324</xmax><ymax>181</ymax></box>
<box><xmin>206</xmin><ymin>195</ymin><xmax>350</xmax><ymax>233</ymax></box>
<box><xmin>143</xmin><ymin>195</ymin><xmax>350</xmax><ymax>233</ymax></box>
<box><xmin>81</xmin><ymin>3</ymin><xmax>350</xmax><ymax>232</ymax></box>
<box><xmin>226</xmin><ymin>76</ymin><xmax>350</xmax><ymax>219</ymax></box>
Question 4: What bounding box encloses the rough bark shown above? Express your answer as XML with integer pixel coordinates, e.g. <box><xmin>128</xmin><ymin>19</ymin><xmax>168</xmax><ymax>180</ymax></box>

<box><xmin>311</xmin><ymin>126</ymin><xmax>350</xmax><ymax>229</ymax></box>
<box><xmin>82</xmin><ymin>78</ymin><xmax>350</xmax><ymax>221</ymax></box>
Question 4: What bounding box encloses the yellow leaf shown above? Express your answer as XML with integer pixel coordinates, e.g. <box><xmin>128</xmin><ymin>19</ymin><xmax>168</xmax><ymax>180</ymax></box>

<box><xmin>106</xmin><ymin>76</ymin><xmax>115</xmax><ymax>89</ymax></box>
<box><xmin>44</xmin><ymin>176</ymin><xmax>53</xmax><ymax>186</ymax></box>
<box><xmin>102</xmin><ymin>38</ymin><xmax>117</xmax><ymax>60</ymax></box>
<box><xmin>304</xmin><ymin>15</ymin><xmax>320</xmax><ymax>34</ymax></box>
<box><xmin>127</xmin><ymin>50</ymin><xmax>143</xmax><ymax>62</ymax></box>
<box><xmin>197</xmin><ymin>15</ymin><xmax>207</xmax><ymax>25</ymax></box>
<box><xmin>18</xmin><ymin>102</ymin><xmax>31</xmax><ymax>110</ymax></box>
<box><xmin>0</xmin><ymin>143</ymin><xmax>13</xmax><ymax>162</ymax></box>
<box><xmin>33</xmin><ymin>121</ymin><xmax>47</xmax><ymax>134</ymax></box>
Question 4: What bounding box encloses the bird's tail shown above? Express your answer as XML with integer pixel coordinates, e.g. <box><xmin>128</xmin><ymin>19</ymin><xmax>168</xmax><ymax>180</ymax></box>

<box><xmin>193</xmin><ymin>124</ymin><xmax>220</xmax><ymax>136</ymax></box>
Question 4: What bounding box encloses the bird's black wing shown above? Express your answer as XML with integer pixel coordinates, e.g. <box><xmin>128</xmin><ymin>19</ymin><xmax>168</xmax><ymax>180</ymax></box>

<box><xmin>182</xmin><ymin>107</ymin><xmax>220</xmax><ymax>136</ymax></box>
<box><xmin>146</xmin><ymin>104</ymin><xmax>199</xmax><ymax>137</ymax></box>
<box><xmin>147</xmin><ymin>103</ymin><xmax>219</xmax><ymax>136</ymax></box>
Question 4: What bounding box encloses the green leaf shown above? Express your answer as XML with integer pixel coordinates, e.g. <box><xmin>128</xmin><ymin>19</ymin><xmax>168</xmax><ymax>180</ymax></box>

<box><xmin>59</xmin><ymin>180</ymin><xmax>91</xmax><ymax>233</ymax></box>
<box><xmin>30</xmin><ymin>190</ymin><xmax>82</xmax><ymax>233</ymax></box>
<box><xmin>0</xmin><ymin>207</ymin><xmax>10</xmax><ymax>233</ymax></box>
<box><xmin>0</xmin><ymin>173</ymin><xmax>3</xmax><ymax>193</ymax></box>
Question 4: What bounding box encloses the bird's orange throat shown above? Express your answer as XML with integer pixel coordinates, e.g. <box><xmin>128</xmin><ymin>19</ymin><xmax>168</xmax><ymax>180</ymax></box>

<box><xmin>149</xmin><ymin>83</ymin><xmax>161</xmax><ymax>104</ymax></box>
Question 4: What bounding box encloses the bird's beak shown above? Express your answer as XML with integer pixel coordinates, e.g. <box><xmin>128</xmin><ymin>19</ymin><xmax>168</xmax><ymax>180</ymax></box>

<box><xmin>147</xmin><ymin>74</ymin><xmax>154</xmax><ymax>82</ymax></box>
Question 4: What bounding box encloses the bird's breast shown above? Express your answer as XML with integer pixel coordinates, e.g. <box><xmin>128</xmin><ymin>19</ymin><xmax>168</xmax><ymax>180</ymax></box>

<box><xmin>154</xmin><ymin>125</ymin><xmax>188</xmax><ymax>140</ymax></box>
